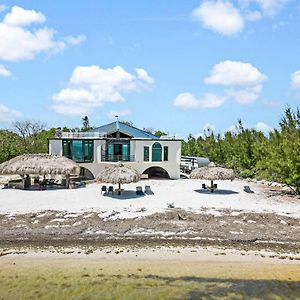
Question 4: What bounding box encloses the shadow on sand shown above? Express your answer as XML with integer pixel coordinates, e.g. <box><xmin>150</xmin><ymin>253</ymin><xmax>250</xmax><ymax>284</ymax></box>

<box><xmin>194</xmin><ymin>189</ymin><xmax>239</xmax><ymax>195</ymax></box>
<box><xmin>102</xmin><ymin>190</ymin><xmax>146</xmax><ymax>200</ymax></box>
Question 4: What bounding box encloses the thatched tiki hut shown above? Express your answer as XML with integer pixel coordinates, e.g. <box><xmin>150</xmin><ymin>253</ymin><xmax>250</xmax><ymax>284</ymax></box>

<box><xmin>190</xmin><ymin>162</ymin><xmax>235</xmax><ymax>192</ymax></box>
<box><xmin>0</xmin><ymin>154</ymin><xmax>81</xmax><ymax>189</ymax></box>
<box><xmin>97</xmin><ymin>163</ymin><xmax>141</xmax><ymax>195</ymax></box>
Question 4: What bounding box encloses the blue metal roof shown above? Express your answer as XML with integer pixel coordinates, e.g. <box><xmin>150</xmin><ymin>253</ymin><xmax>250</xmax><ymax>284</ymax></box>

<box><xmin>89</xmin><ymin>121</ymin><xmax>159</xmax><ymax>139</ymax></box>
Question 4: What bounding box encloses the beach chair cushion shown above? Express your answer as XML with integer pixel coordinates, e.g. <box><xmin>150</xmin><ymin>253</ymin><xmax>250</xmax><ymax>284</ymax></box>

<box><xmin>244</xmin><ymin>186</ymin><xmax>254</xmax><ymax>193</ymax></box>
<box><xmin>136</xmin><ymin>186</ymin><xmax>144</xmax><ymax>195</ymax></box>
<box><xmin>108</xmin><ymin>186</ymin><xmax>114</xmax><ymax>194</ymax></box>
<box><xmin>144</xmin><ymin>185</ymin><xmax>154</xmax><ymax>195</ymax></box>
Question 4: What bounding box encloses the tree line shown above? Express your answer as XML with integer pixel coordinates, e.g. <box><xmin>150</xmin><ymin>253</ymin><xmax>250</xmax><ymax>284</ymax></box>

<box><xmin>182</xmin><ymin>107</ymin><xmax>300</xmax><ymax>193</ymax></box>
<box><xmin>0</xmin><ymin>109</ymin><xmax>300</xmax><ymax>192</ymax></box>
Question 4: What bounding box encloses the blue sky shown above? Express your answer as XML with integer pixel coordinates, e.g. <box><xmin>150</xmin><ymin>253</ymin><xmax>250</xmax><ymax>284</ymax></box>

<box><xmin>0</xmin><ymin>0</ymin><xmax>300</xmax><ymax>138</ymax></box>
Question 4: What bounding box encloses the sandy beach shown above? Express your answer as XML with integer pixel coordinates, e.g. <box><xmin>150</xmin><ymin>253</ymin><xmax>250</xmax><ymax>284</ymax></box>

<box><xmin>0</xmin><ymin>178</ymin><xmax>299</xmax><ymax>253</ymax></box>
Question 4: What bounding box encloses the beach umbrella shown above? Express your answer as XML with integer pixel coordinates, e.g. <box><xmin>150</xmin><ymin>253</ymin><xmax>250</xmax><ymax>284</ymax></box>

<box><xmin>97</xmin><ymin>162</ymin><xmax>141</xmax><ymax>195</ymax></box>
<box><xmin>190</xmin><ymin>162</ymin><xmax>235</xmax><ymax>192</ymax></box>
<box><xmin>0</xmin><ymin>154</ymin><xmax>81</xmax><ymax>176</ymax></box>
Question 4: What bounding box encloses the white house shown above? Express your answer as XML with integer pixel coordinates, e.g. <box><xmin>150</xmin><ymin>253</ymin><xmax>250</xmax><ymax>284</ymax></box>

<box><xmin>49</xmin><ymin>121</ymin><xmax>182</xmax><ymax>179</ymax></box>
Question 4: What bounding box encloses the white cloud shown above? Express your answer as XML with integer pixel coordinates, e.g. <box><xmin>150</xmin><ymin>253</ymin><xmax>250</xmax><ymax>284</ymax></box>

<box><xmin>63</xmin><ymin>34</ymin><xmax>86</xmax><ymax>46</ymax></box>
<box><xmin>193</xmin><ymin>0</ymin><xmax>289</xmax><ymax>36</ymax></box>
<box><xmin>0</xmin><ymin>103</ymin><xmax>22</xmax><ymax>123</ymax></box>
<box><xmin>106</xmin><ymin>109</ymin><xmax>131</xmax><ymax>119</ymax></box>
<box><xmin>136</xmin><ymin>68</ymin><xmax>154</xmax><ymax>84</ymax></box>
<box><xmin>0</xmin><ymin>6</ymin><xmax>85</xmax><ymax>62</ymax></box>
<box><xmin>174</xmin><ymin>60</ymin><xmax>266</xmax><ymax>109</ymax></box>
<box><xmin>0</xmin><ymin>64</ymin><xmax>11</xmax><ymax>76</ymax></box>
<box><xmin>290</xmin><ymin>70</ymin><xmax>300</xmax><ymax>89</ymax></box>
<box><xmin>225</xmin><ymin>84</ymin><xmax>263</xmax><ymax>104</ymax></box>
<box><xmin>205</xmin><ymin>60</ymin><xmax>267</xmax><ymax>86</ymax></box>
<box><xmin>254</xmin><ymin>121</ymin><xmax>272</xmax><ymax>133</ymax></box>
<box><xmin>51</xmin><ymin>65</ymin><xmax>154</xmax><ymax>116</ymax></box>
<box><xmin>227</xmin><ymin>121</ymin><xmax>272</xmax><ymax>134</ymax></box>
<box><xmin>205</xmin><ymin>60</ymin><xmax>266</xmax><ymax>104</ymax></box>
<box><xmin>255</xmin><ymin>0</ymin><xmax>289</xmax><ymax>16</ymax></box>
<box><xmin>174</xmin><ymin>92</ymin><xmax>226</xmax><ymax>109</ymax></box>
<box><xmin>3</xmin><ymin>5</ymin><xmax>45</xmax><ymax>27</ymax></box>
<box><xmin>193</xmin><ymin>1</ymin><xmax>244</xmax><ymax>36</ymax></box>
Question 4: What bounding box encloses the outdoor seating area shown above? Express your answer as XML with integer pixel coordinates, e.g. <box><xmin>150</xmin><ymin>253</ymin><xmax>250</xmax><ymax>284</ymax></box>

<box><xmin>202</xmin><ymin>183</ymin><xmax>218</xmax><ymax>192</ymax></box>
<box><xmin>101</xmin><ymin>184</ymin><xmax>154</xmax><ymax>196</ymax></box>
<box><xmin>4</xmin><ymin>176</ymin><xmax>86</xmax><ymax>191</ymax></box>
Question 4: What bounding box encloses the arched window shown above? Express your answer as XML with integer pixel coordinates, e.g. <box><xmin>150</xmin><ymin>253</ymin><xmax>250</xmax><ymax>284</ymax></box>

<box><xmin>152</xmin><ymin>142</ymin><xmax>162</xmax><ymax>162</ymax></box>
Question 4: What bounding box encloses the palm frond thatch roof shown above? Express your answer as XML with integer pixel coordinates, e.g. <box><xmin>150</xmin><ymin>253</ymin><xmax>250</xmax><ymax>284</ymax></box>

<box><xmin>97</xmin><ymin>163</ymin><xmax>141</xmax><ymax>184</ymax></box>
<box><xmin>0</xmin><ymin>154</ymin><xmax>81</xmax><ymax>176</ymax></box>
<box><xmin>190</xmin><ymin>165</ymin><xmax>235</xmax><ymax>181</ymax></box>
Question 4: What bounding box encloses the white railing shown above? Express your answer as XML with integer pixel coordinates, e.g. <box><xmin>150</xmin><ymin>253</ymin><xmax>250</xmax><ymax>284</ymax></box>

<box><xmin>58</xmin><ymin>132</ymin><xmax>107</xmax><ymax>139</ymax></box>
<box><xmin>160</xmin><ymin>135</ymin><xmax>176</xmax><ymax>140</ymax></box>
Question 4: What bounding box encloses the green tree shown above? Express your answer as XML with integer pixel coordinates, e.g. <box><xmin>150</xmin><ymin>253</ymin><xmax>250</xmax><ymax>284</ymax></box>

<box><xmin>0</xmin><ymin>130</ymin><xmax>24</xmax><ymax>163</ymax></box>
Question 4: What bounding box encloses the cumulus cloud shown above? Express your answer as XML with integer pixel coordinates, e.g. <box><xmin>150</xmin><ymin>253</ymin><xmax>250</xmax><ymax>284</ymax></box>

<box><xmin>106</xmin><ymin>109</ymin><xmax>131</xmax><ymax>119</ymax></box>
<box><xmin>290</xmin><ymin>70</ymin><xmax>300</xmax><ymax>89</ymax></box>
<box><xmin>174</xmin><ymin>92</ymin><xmax>226</xmax><ymax>109</ymax></box>
<box><xmin>51</xmin><ymin>65</ymin><xmax>154</xmax><ymax>116</ymax></box>
<box><xmin>205</xmin><ymin>60</ymin><xmax>266</xmax><ymax>86</ymax></box>
<box><xmin>0</xmin><ymin>6</ymin><xmax>85</xmax><ymax>62</ymax></box>
<box><xmin>3</xmin><ymin>5</ymin><xmax>45</xmax><ymax>27</ymax></box>
<box><xmin>174</xmin><ymin>60</ymin><xmax>266</xmax><ymax>109</ymax></box>
<box><xmin>225</xmin><ymin>85</ymin><xmax>263</xmax><ymax>104</ymax></box>
<box><xmin>0</xmin><ymin>103</ymin><xmax>22</xmax><ymax>123</ymax></box>
<box><xmin>0</xmin><ymin>64</ymin><xmax>11</xmax><ymax>77</ymax></box>
<box><xmin>193</xmin><ymin>1</ymin><xmax>244</xmax><ymax>36</ymax></box>
<box><xmin>193</xmin><ymin>0</ymin><xmax>289</xmax><ymax>36</ymax></box>
<box><xmin>205</xmin><ymin>60</ymin><xmax>266</xmax><ymax>104</ymax></box>
<box><xmin>136</xmin><ymin>68</ymin><xmax>155</xmax><ymax>84</ymax></box>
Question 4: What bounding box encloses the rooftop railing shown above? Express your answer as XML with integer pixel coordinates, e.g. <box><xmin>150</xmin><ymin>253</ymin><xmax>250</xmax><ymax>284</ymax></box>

<box><xmin>56</xmin><ymin>132</ymin><xmax>107</xmax><ymax>139</ymax></box>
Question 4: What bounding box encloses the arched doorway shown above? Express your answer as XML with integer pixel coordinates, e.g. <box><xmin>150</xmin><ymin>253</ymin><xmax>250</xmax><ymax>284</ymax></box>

<box><xmin>142</xmin><ymin>166</ymin><xmax>170</xmax><ymax>179</ymax></box>
<box><xmin>152</xmin><ymin>142</ymin><xmax>162</xmax><ymax>161</ymax></box>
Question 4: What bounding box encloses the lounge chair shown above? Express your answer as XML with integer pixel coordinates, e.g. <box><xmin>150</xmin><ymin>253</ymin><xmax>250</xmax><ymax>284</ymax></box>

<box><xmin>144</xmin><ymin>185</ymin><xmax>154</xmax><ymax>195</ymax></box>
<box><xmin>136</xmin><ymin>186</ymin><xmax>144</xmax><ymax>195</ymax></box>
<box><xmin>202</xmin><ymin>183</ymin><xmax>207</xmax><ymax>189</ymax></box>
<box><xmin>213</xmin><ymin>183</ymin><xmax>218</xmax><ymax>189</ymax></box>
<box><xmin>108</xmin><ymin>186</ymin><xmax>114</xmax><ymax>194</ymax></box>
<box><xmin>101</xmin><ymin>185</ymin><xmax>107</xmax><ymax>194</ymax></box>
<box><xmin>244</xmin><ymin>186</ymin><xmax>254</xmax><ymax>193</ymax></box>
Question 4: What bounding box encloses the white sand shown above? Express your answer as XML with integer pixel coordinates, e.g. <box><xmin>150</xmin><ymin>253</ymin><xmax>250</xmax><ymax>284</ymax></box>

<box><xmin>0</xmin><ymin>179</ymin><xmax>299</xmax><ymax>219</ymax></box>
<box><xmin>3</xmin><ymin>246</ymin><xmax>300</xmax><ymax>265</ymax></box>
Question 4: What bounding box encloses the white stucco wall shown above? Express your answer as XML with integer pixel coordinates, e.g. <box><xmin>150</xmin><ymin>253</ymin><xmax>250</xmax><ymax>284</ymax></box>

<box><xmin>49</xmin><ymin>138</ymin><xmax>181</xmax><ymax>180</ymax></box>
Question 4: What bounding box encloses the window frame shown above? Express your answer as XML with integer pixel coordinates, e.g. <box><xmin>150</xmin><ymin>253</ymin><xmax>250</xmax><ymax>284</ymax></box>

<box><xmin>144</xmin><ymin>146</ymin><xmax>149</xmax><ymax>161</ymax></box>
<box><xmin>163</xmin><ymin>146</ymin><xmax>168</xmax><ymax>161</ymax></box>
<box><xmin>62</xmin><ymin>139</ymin><xmax>94</xmax><ymax>163</ymax></box>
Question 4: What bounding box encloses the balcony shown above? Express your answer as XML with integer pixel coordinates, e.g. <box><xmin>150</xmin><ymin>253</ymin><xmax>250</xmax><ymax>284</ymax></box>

<box><xmin>101</xmin><ymin>154</ymin><xmax>135</xmax><ymax>162</ymax></box>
